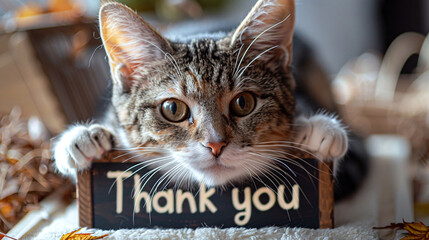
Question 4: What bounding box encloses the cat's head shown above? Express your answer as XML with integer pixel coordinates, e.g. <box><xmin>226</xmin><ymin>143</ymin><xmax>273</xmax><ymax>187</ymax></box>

<box><xmin>100</xmin><ymin>0</ymin><xmax>296</xmax><ymax>186</ymax></box>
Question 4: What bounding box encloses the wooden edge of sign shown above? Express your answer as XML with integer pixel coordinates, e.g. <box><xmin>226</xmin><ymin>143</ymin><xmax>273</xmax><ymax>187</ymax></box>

<box><xmin>318</xmin><ymin>161</ymin><xmax>334</xmax><ymax>229</ymax></box>
<box><xmin>77</xmin><ymin>170</ymin><xmax>93</xmax><ymax>228</ymax></box>
<box><xmin>84</xmin><ymin>151</ymin><xmax>335</xmax><ymax>229</ymax></box>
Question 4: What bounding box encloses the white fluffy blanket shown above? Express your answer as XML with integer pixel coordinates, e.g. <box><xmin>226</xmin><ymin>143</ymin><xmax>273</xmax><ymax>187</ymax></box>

<box><xmin>32</xmin><ymin>222</ymin><xmax>377</xmax><ymax>240</ymax></box>
<box><xmin>32</xmin><ymin>224</ymin><xmax>377</xmax><ymax>240</ymax></box>
<box><xmin>26</xmin><ymin>201</ymin><xmax>377</xmax><ymax>240</ymax></box>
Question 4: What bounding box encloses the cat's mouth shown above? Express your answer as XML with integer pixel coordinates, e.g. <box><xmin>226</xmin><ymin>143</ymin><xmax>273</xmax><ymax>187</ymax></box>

<box><xmin>198</xmin><ymin>161</ymin><xmax>234</xmax><ymax>173</ymax></box>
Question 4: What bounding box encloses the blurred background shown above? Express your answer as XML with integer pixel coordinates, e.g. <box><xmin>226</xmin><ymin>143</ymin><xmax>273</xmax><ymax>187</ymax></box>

<box><xmin>1</xmin><ymin>0</ymin><xmax>428</xmax><ymax>125</ymax></box>
<box><xmin>1</xmin><ymin>0</ymin><xmax>429</xmax><ymax>238</ymax></box>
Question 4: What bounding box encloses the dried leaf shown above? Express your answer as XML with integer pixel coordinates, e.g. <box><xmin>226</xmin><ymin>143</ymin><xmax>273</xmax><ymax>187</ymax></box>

<box><xmin>373</xmin><ymin>222</ymin><xmax>404</xmax><ymax>230</ymax></box>
<box><xmin>0</xmin><ymin>110</ymin><xmax>74</xmax><ymax>233</ymax></box>
<box><xmin>375</xmin><ymin>221</ymin><xmax>429</xmax><ymax>240</ymax></box>
<box><xmin>0</xmin><ymin>232</ymin><xmax>18</xmax><ymax>240</ymax></box>
<box><xmin>402</xmin><ymin>236</ymin><xmax>426</xmax><ymax>240</ymax></box>
<box><xmin>404</xmin><ymin>221</ymin><xmax>429</xmax><ymax>235</ymax></box>
<box><xmin>60</xmin><ymin>228</ymin><xmax>109</xmax><ymax>240</ymax></box>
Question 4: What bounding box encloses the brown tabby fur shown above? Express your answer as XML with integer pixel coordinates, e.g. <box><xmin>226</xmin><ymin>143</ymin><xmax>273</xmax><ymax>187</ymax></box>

<box><xmin>104</xmin><ymin>2</ymin><xmax>294</xmax><ymax>144</ymax></box>
<box><xmin>100</xmin><ymin>0</ymin><xmax>299</xmax><ymax>185</ymax></box>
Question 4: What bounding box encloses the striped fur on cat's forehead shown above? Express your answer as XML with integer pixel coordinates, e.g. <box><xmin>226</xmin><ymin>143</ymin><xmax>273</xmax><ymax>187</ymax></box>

<box><xmin>101</xmin><ymin>0</ymin><xmax>296</xmax><ymax>148</ymax></box>
<box><xmin>114</xmin><ymin>38</ymin><xmax>294</xmax><ymax>146</ymax></box>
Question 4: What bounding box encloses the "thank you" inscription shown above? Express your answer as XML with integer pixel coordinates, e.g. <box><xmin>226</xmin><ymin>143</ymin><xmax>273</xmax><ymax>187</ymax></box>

<box><xmin>107</xmin><ymin>170</ymin><xmax>299</xmax><ymax>226</ymax></box>
<box><xmin>90</xmin><ymin>160</ymin><xmax>320</xmax><ymax>229</ymax></box>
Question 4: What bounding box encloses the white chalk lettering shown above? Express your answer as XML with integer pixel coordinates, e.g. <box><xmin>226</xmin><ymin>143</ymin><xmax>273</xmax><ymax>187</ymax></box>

<box><xmin>278</xmin><ymin>184</ymin><xmax>299</xmax><ymax>210</ymax></box>
<box><xmin>199</xmin><ymin>184</ymin><xmax>217</xmax><ymax>213</ymax></box>
<box><xmin>253</xmin><ymin>187</ymin><xmax>276</xmax><ymax>211</ymax></box>
<box><xmin>232</xmin><ymin>187</ymin><xmax>252</xmax><ymax>226</ymax></box>
<box><xmin>133</xmin><ymin>174</ymin><xmax>152</xmax><ymax>213</ymax></box>
<box><xmin>176</xmin><ymin>189</ymin><xmax>197</xmax><ymax>214</ymax></box>
<box><xmin>153</xmin><ymin>189</ymin><xmax>175</xmax><ymax>214</ymax></box>
<box><xmin>106</xmin><ymin>170</ymin><xmax>301</xmax><ymax>224</ymax></box>
<box><xmin>107</xmin><ymin>171</ymin><xmax>132</xmax><ymax>214</ymax></box>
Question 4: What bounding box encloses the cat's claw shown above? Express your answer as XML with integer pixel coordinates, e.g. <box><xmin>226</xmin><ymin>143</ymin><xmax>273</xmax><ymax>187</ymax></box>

<box><xmin>53</xmin><ymin>124</ymin><xmax>114</xmax><ymax>175</ymax></box>
<box><xmin>295</xmin><ymin>114</ymin><xmax>348</xmax><ymax>161</ymax></box>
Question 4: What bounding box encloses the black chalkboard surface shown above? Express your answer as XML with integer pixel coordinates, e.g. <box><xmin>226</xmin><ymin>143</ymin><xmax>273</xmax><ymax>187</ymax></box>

<box><xmin>77</xmin><ymin>151</ymin><xmax>334</xmax><ymax>229</ymax></box>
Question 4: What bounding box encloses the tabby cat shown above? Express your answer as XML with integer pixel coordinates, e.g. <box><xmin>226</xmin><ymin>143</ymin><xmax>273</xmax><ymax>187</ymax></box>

<box><xmin>53</xmin><ymin>0</ymin><xmax>348</xmax><ymax>187</ymax></box>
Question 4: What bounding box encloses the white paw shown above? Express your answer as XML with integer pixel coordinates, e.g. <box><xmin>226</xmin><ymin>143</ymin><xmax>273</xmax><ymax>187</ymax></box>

<box><xmin>53</xmin><ymin>124</ymin><xmax>114</xmax><ymax>175</ymax></box>
<box><xmin>295</xmin><ymin>114</ymin><xmax>348</xmax><ymax>161</ymax></box>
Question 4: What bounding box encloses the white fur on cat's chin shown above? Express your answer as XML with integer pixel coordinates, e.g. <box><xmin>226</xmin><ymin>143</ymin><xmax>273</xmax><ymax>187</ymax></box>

<box><xmin>170</xmin><ymin>142</ymin><xmax>265</xmax><ymax>186</ymax></box>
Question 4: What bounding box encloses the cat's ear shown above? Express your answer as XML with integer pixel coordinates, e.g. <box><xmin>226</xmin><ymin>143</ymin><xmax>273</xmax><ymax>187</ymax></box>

<box><xmin>230</xmin><ymin>0</ymin><xmax>295</xmax><ymax>67</ymax></box>
<box><xmin>99</xmin><ymin>2</ymin><xmax>172</xmax><ymax>89</ymax></box>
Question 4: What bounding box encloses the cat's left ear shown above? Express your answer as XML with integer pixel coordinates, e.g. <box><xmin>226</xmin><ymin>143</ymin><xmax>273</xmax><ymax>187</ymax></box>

<box><xmin>99</xmin><ymin>2</ymin><xmax>173</xmax><ymax>90</ymax></box>
<box><xmin>230</xmin><ymin>0</ymin><xmax>295</xmax><ymax>67</ymax></box>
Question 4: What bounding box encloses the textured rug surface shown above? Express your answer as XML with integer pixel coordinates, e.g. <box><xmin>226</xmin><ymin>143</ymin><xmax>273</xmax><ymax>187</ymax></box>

<box><xmin>30</xmin><ymin>222</ymin><xmax>377</xmax><ymax>240</ymax></box>
<box><xmin>25</xmin><ymin>201</ymin><xmax>377</xmax><ymax>240</ymax></box>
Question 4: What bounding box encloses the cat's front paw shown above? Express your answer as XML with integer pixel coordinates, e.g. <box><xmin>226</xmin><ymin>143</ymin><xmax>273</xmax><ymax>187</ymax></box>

<box><xmin>53</xmin><ymin>124</ymin><xmax>115</xmax><ymax>175</ymax></box>
<box><xmin>295</xmin><ymin>114</ymin><xmax>348</xmax><ymax>161</ymax></box>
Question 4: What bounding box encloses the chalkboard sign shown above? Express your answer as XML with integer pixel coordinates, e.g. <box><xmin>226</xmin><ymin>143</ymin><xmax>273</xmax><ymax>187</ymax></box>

<box><xmin>77</xmin><ymin>151</ymin><xmax>334</xmax><ymax>229</ymax></box>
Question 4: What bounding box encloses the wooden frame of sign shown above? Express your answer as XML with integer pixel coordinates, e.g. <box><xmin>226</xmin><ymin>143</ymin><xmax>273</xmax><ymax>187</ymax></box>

<box><xmin>77</xmin><ymin>151</ymin><xmax>334</xmax><ymax>229</ymax></box>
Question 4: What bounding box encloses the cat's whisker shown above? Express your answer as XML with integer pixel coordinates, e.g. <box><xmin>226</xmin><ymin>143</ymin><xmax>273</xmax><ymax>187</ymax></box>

<box><xmin>255</xmin><ymin>140</ymin><xmax>317</xmax><ymax>147</ymax></box>
<box><xmin>109</xmin><ymin>156</ymin><xmax>171</xmax><ymax>194</ymax></box>
<box><xmin>242</xmin><ymin>158</ymin><xmax>279</xmax><ymax>193</ymax></box>
<box><xmin>253</xmin><ymin>150</ymin><xmax>312</xmax><ymax>173</ymax></box>
<box><xmin>251</xmin><ymin>150</ymin><xmax>322</xmax><ymax>182</ymax></box>
<box><xmin>251</xmin><ymin>162</ymin><xmax>285</xmax><ymax>189</ymax></box>
<box><xmin>130</xmin><ymin>158</ymin><xmax>173</xmax><ymax>198</ymax></box>
<box><xmin>113</xmin><ymin>150</ymin><xmax>162</xmax><ymax>161</ymax></box>
<box><xmin>248</xmin><ymin>152</ymin><xmax>302</xmax><ymax>183</ymax></box>
<box><xmin>173</xmin><ymin>167</ymin><xmax>191</xmax><ymax>190</ymax></box>
<box><xmin>154</xmin><ymin>162</ymin><xmax>189</xmax><ymax>194</ymax></box>
<box><xmin>167</xmin><ymin>167</ymin><xmax>185</xmax><ymax>190</ymax></box>
<box><xmin>134</xmin><ymin>159</ymin><xmax>176</xmax><ymax>201</ymax></box>
<box><xmin>243</xmin><ymin>162</ymin><xmax>271</xmax><ymax>192</ymax></box>
<box><xmin>241</xmin><ymin>165</ymin><xmax>258</xmax><ymax>190</ymax></box>
<box><xmin>109</xmin><ymin>34</ymin><xmax>183</xmax><ymax>80</ymax></box>
<box><xmin>245</xmin><ymin>156</ymin><xmax>295</xmax><ymax>192</ymax></box>
<box><xmin>244</xmin><ymin>161</ymin><xmax>279</xmax><ymax>194</ymax></box>
<box><xmin>127</xmin><ymin>157</ymin><xmax>172</xmax><ymax>185</ymax></box>
<box><xmin>148</xmin><ymin>164</ymin><xmax>182</xmax><ymax>199</ymax></box>
<box><xmin>247</xmin><ymin>155</ymin><xmax>313</xmax><ymax>206</ymax></box>
<box><xmin>233</xmin><ymin>14</ymin><xmax>291</xmax><ymax>79</ymax></box>
<box><xmin>158</xmin><ymin>164</ymin><xmax>185</xmax><ymax>192</ymax></box>
<box><xmin>253</xmin><ymin>142</ymin><xmax>319</xmax><ymax>160</ymax></box>
<box><xmin>164</xmin><ymin>53</ymin><xmax>183</xmax><ymax>79</ymax></box>
<box><xmin>258</xmin><ymin>147</ymin><xmax>329</xmax><ymax>176</ymax></box>
<box><xmin>248</xmin><ymin>151</ymin><xmax>296</xmax><ymax>177</ymax></box>
<box><xmin>233</xmin><ymin>43</ymin><xmax>245</xmax><ymax>75</ymax></box>
<box><xmin>258</xmin><ymin>152</ymin><xmax>313</xmax><ymax>175</ymax></box>
<box><xmin>236</xmin><ymin>45</ymin><xmax>278</xmax><ymax>80</ymax></box>
<box><xmin>246</xmin><ymin>156</ymin><xmax>295</xmax><ymax>184</ymax></box>
<box><xmin>120</xmin><ymin>152</ymin><xmax>158</xmax><ymax>163</ymax></box>
<box><xmin>116</xmin><ymin>145</ymin><xmax>169</xmax><ymax>151</ymax></box>
<box><xmin>87</xmin><ymin>44</ymin><xmax>103</xmax><ymax>68</ymax></box>
<box><xmin>133</xmin><ymin>160</ymin><xmax>175</xmax><ymax>216</ymax></box>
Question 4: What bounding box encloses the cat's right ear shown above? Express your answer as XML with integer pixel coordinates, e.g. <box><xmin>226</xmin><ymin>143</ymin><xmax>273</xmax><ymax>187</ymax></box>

<box><xmin>99</xmin><ymin>2</ymin><xmax>172</xmax><ymax>91</ymax></box>
<box><xmin>230</xmin><ymin>0</ymin><xmax>295</xmax><ymax>67</ymax></box>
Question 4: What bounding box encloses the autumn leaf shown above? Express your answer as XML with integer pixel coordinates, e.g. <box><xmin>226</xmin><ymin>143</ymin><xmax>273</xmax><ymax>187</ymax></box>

<box><xmin>401</xmin><ymin>221</ymin><xmax>429</xmax><ymax>240</ymax></box>
<box><xmin>374</xmin><ymin>221</ymin><xmax>429</xmax><ymax>240</ymax></box>
<box><xmin>0</xmin><ymin>232</ymin><xmax>18</xmax><ymax>240</ymax></box>
<box><xmin>60</xmin><ymin>228</ymin><xmax>108</xmax><ymax>240</ymax></box>
<box><xmin>373</xmin><ymin>222</ymin><xmax>405</xmax><ymax>230</ymax></box>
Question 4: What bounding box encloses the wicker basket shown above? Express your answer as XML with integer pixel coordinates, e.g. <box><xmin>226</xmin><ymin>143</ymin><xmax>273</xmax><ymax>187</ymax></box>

<box><xmin>333</xmin><ymin>32</ymin><xmax>429</xmax><ymax>152</ymax></box>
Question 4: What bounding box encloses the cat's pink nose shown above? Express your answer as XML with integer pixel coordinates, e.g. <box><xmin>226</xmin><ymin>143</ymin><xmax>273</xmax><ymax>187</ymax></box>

<box><xmin>206</xmin><ymin>141</ymin><xmax>227</xmax><ymax>157</ymax></box>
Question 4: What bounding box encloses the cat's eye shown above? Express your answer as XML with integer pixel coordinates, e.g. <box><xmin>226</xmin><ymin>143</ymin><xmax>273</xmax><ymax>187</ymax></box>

<box><xmin>230</xmin><ymin>92</ymin><xmax>256</xmax><ymax>117</ymax></box>
<box><xmin>161</xmin><ymin>99</ymin><xmax>189</xmax><ymax>122</ymax></box>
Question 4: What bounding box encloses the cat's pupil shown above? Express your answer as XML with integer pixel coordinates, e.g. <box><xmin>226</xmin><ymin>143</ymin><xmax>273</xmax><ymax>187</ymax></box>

<box><xmin>170</xmin><ymin>102</ymin><xmax>177</xmax><ymax>115</ymax></box>
<box><xmin>238</xmin><ymin>96</ymin><xmax>246</xmax><ymax>109</ymax></box>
